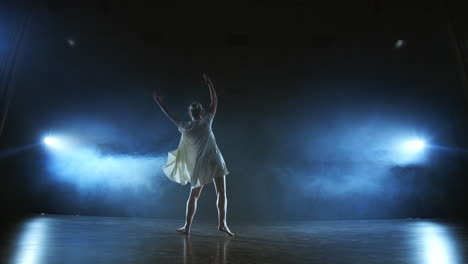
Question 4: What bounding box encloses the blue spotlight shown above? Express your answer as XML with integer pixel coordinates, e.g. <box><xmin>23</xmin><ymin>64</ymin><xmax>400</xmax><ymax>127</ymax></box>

<box><xmin>390</xmin><ymin>137</ymin><xmax>428</xmax><ymax>165</ymax></box>
<box><xmin>404</xmin><ymin>139</ymin><xmax>426</xmax><ymax>152</ymax></box>
<box><xmin>43</xmin><ymin>136</ymin><xmax>60</xmax><ymax>148</ymax></box>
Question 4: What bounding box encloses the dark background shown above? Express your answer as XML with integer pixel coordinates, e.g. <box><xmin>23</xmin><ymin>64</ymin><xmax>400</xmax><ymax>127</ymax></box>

<box><xmin>1</xmin><ymin>0</ymin><xmax>468</xmax><ymax>222</ymax></box>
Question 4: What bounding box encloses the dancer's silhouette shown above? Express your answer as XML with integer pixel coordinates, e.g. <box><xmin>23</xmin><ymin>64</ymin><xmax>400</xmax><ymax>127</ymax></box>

<box><xmin>153</xmin><ymin>74</ymin><xmax>234</xmax><ymax>236</ymax></box>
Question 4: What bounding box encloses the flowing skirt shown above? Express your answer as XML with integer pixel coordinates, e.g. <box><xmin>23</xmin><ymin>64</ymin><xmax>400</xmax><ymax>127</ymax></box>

<box><xmin>163</xmin><ymin>132</ymin><xmax>229</xmax><ymax>188</ymax></box>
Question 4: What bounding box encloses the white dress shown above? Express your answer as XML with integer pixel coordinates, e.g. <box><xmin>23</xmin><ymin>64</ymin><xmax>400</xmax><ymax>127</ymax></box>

<box><xmin>163</xmin><ymin>112</ymin><xmax>229</xmax><ymax>188</ymax></box>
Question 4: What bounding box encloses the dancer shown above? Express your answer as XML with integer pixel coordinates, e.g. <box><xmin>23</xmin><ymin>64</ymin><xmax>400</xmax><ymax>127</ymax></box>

<box><xmin>153</xmin><ymin>74</ymin><xmax>234</xmax><ymax>236</ymax></box>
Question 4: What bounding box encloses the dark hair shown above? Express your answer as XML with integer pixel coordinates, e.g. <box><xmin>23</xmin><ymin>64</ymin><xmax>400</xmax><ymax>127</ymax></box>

<box><xmin>188</xmin><ymin>102</ymin><xmax>204</xmax><ymax>119</ymax></box>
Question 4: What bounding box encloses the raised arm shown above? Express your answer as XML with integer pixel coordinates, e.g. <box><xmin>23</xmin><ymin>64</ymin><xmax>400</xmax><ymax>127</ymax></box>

<box><xmin>203</xmin><ymin>74</ymin><xmax>217</xmax><ymax>116</ymax></box>
<box><xmin>152</xmin><ymin>91</ymin><xmax>181</xmax><ymax>127</ymax></box>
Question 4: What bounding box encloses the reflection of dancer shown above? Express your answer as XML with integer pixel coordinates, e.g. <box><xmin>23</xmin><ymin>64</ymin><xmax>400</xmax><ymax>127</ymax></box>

<box><xmin>153</xmin><ymin>74</ymin><xmax>234</xmax><ymax>236</ymax></box>
<box><xmin>182</xmin><ymin>235</ymin><xmax>231</xmax><ymax>264</ymax></box>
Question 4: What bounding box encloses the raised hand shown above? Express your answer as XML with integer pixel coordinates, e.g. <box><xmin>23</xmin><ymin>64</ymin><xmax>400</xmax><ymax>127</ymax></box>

<box><xmin>202</xmin><ymin>73</ymin><xmax>217</xmax><ymax>115</ymax></box>
<box><xmin>203</xmin><ymin>73</ymin><xmax>214</xmax><ymax>89</ymax></box>
<box><xmin>152</xmin><ymin>90</ymin><xmax>180</xmax><ymax>126</ymax></box>
<box><xmin>152</xmin><ymin>90</ymin><xmax>164</xmax><ymax>104</ymax></box>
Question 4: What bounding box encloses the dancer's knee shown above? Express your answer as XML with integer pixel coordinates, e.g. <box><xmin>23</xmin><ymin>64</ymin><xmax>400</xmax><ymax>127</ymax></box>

<box><xmin>190</xmin><ymin>186</ymin><xmax>203</xmax><ymax>200</ymax></box>
<box><xmin>216</xmin><ymin>193</ymin><xmax>227</xmax><ymax>205</ymax></box>
<box><xmin>189</xmin><ymin>193</ymin><xmax>199</xmax><ymax>202</ymax></box>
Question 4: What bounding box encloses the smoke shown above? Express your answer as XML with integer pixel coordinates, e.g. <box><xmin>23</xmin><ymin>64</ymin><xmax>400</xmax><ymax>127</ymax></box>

<box><xmin>42</xmin><ymin>138</ymin><xmax>171</xmax><ymax>217</ymax></box>
<box><xmin>266</xmin><ymin>106</ymin><xmax>430</xmax><ymax>199</ymax></box>
<box><xmin>42</xmin><ymin>116</ymin><xmax>172</xmax><ymax>200</ymax></box>
<box><xmin>47</xmin><ymin>146</ymin><xmax>166</xmax><ymax>191</ymax></box>
<box><xmin>274</xmin><ymin>162</ymin><xmax>388</xmax><ymax>199</ymax></box>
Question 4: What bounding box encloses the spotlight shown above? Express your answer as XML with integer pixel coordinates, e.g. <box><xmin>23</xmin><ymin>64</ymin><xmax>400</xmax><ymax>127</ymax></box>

<box><xmin>391</xmin><ymin>137</ymin><xmax>429</xmax><ymax>165</ymax></box>
<box><xmin>395</xmin><ymin>39</ymin><xmax>405</xmax><ymax>48</ymax></box>
<box><xmin>43</xmin><ymin>136</ymin><xmax>59</xmax><ymax>148</ymax></box>
<box><xmin>404</xmin><ymin>139</ymin><xmax>426</xmax><ymax>152</ymax></box>
<box><xmin>66</xmin><ymin>38</ymin><xmax>76</xmax><ymax>47</ymax></box>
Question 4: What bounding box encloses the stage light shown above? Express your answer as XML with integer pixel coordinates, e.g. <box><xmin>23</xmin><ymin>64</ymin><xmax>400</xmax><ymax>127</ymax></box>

<box><xmin>389</xmin><ymin>137</ymin><xmax>428</xmax><ymax>165</ymax></box>
<box><xmin>43</xmin><ymin>136</ymin><xmax>59</xmax><ymax>148</ymax></box>
<box><xmin>395</xmin><ymin>39</ymin><xmax>405</xmax><ymax>48</ymax></box>
<box><xmin>404</xmin><ymin>139</ymin><xmax>426</xmax><ymax>152</ymax></box>
<box><xmin>66</xmin><ymin>38</ymin><xmax>76</xmax><ymax>47</ymax></box>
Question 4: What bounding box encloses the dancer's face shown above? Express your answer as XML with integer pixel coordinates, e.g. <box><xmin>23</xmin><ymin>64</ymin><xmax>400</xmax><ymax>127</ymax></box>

<box><xmin>189</xmin><ymin>102</ymin><xmax>204</xmax><ymax>120</ymax></box>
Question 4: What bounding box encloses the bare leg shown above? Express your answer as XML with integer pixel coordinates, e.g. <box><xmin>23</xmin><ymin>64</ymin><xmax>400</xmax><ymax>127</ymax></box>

<box><xmin>213</xmin><ymin>176</ymin><xmax>234</xmax><ymax>236</ymax></box>
<box><xmin>177</xmin><ymin>185</ymin><xmax>204</xmax><ymax>235</ymax></box>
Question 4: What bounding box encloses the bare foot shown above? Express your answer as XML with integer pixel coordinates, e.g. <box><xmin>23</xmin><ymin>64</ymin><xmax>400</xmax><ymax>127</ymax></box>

<box><xmin>218</xmin><ymin>225</ymin><xmax>234</xmax><ymax>236</ymax></box>
<box><xmin>176</xmin><ymin>226</ymin><xmax>189</xmax><ymax>235</ymax></box>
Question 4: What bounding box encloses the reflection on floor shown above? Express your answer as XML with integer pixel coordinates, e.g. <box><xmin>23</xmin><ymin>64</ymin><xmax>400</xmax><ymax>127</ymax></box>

<box><xmin>1</xmin><ymin>215</ymin><xmax>467</xmax><ymax>264</ymax></box>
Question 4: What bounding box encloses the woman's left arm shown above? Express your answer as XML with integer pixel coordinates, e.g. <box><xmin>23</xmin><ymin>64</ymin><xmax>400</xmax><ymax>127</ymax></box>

<box><xmin>203</xmin><ymin>74</ymin><xmax>217</xmax><ymax>116</ymax></box>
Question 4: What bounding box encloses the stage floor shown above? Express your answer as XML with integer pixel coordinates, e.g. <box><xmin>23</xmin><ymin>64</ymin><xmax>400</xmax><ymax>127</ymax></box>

<box><xmin>1</xmin><ymin>215</ymin><xmax>467</xmax><ymax>264</ymax></box>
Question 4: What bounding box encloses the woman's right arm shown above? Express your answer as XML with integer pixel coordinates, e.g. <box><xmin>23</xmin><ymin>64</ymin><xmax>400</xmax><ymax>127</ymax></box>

<box><xmin>152</xmin><ymin>91</ymin><xmax>181</xmax><ymax>127</ymax></box>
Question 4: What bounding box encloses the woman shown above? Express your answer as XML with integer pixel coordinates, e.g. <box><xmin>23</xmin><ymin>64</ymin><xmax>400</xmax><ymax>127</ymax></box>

<box><xmin>153</xmin><ymin>74</ymin><xmax>234</xmax><ymax>236</ymax></box>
